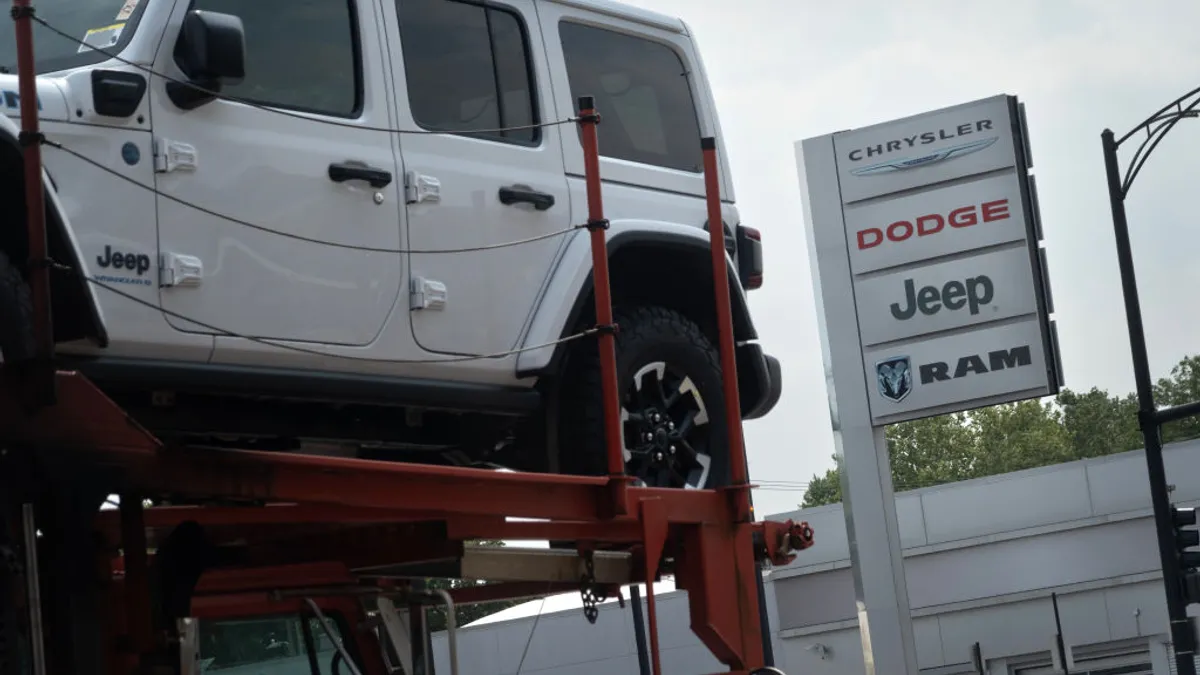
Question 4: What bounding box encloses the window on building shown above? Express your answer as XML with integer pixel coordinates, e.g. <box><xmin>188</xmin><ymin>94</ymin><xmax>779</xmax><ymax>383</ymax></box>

<box><xmin>185</xmin><ymin>0</ymin><xmax>361</xmax><ymax>118</ymax></box>
<box><xmin>397</xmin><ymin>0</ymin><xmax>539</xmax><ymax>144</ymax></box>
<box><xmin>559</xmin><ymin>21</ymin><xmax>704</xmax><ymax>173</ymax></box>
<box><xmin>198</xmin><ymin>611</ymin><xmax>352</xmax><ymax>674</ymax></box>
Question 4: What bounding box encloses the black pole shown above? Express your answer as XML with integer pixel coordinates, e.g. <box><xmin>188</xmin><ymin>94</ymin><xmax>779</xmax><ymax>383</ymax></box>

<box><xmin>1102</xmin><ymin>128</ymin><xmax>1197</xmax><ymax>675</ymax></box>
<box><xmin>741</xmin><ymin>428</ymin><xmax>776</xmax><ymax>666</ymax></box>
<box><xmin>629</xmin><ymin>585</ymin><xmax>651</xmax><ymax>675</ymax></box>
<box><xmin>754</xmin><ymin>562</ymin><xmax>775</xmax><ymax>665</ymax></box>
<box><xmin>1051</xmin><ymin>592</ymin><xmax>1069</xmax><ymax>674</ymax></box>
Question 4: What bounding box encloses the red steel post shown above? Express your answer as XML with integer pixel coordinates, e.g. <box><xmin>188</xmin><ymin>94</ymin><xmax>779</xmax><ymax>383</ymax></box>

<box><xmin>12</xmin><ymin>0</ymin><xmax>54</xmax><ymax>402</ymax></box>
<box><xmin>700</xmin><ymin>138</ymin><xmax>750</xmax><ymax>515</ymax></box>
<box><xmin>577</xmin><ymin>96</ymin><xmax>630</xmax><ymax>516</ymax></box>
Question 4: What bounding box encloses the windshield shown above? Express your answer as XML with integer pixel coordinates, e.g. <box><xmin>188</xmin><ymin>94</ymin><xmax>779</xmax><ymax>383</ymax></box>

<box><xmin>0</xmin><ymin>0</ymin><xmax>150</xmax><ymax>75</ymax></box>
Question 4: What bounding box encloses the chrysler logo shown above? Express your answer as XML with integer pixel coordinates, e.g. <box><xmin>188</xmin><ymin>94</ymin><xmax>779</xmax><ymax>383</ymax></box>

<box><xmin>850</xmin><ymin>137</ymin><xmax>998</xmax><ymax>177</ymax></box>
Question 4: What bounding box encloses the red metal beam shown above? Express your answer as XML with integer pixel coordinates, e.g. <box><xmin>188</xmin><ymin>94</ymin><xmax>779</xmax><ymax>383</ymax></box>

<box><xmin>117</xmin><ymin>448</ymin><xmax>730</xmax><ymax>525</ymax></box>
<box><xmin>675</xmin><ymin>522</ymin><xmax>764</xmax><ymax>670</ymax></box>
<box><xmin>576</xmin><ymin>96</ymin><xmax>634</xmax><ymax>518</ymax></box>
<box><xmin>192</xmin><ymin>561</ymin><xmax>358</xmax><ymax>596</ymax></box>
<box><xmin>11</xmin><ymin>0</ymin><xmax>55</xmax><ymax>406</ymax></box>
<box><xmin>0</xmin><ymin>371</ymin><xmax>160</xmax><ymax>455</ymax></box>
<box><xmin>701</xmin><ymin>138</ymin><xmax>752</xmax><ymax>524</ymax></box>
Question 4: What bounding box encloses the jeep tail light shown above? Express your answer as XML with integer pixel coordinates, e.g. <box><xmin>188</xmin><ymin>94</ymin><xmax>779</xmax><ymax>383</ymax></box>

<box><xmin>736</xmin><ymin>225</ymin><xmax>763</xmax><ymax>290</ymax></box>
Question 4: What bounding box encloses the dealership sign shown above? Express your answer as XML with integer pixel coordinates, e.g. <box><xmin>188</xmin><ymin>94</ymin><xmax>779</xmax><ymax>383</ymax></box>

<box><xmin>799</xmin><ymin>94</ymin><xmax>1061</xmax><ymax>425</ymax></box>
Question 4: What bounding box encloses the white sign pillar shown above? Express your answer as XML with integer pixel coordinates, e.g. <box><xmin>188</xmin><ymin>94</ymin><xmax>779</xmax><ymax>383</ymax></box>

<box><xmin>796</xmin><ymin>94</ymin><xmax>1061</xmax><ymax>675</ymax></box>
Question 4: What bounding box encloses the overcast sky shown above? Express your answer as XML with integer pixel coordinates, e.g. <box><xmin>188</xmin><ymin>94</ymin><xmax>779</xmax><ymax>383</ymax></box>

<box><xmin>619</xmin><ymin>0</ymin><xmax>1200</xmax><ymax>517</ymax></box>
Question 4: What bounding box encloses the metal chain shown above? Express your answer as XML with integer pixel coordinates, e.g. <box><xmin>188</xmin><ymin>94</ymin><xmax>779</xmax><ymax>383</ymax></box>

<box><xmin>578</xmin><ymin>554</ymin><xmax>608</xmax><ymax>625</ymax></box>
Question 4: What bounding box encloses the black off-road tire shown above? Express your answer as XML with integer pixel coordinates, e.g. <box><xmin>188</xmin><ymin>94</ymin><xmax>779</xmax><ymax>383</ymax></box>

<box><xmin>0</xmin><ymin>250</ymin><xmax>34</xmax><ymax>365</ymax></box>
<box><xmin>557</xmin><ymin>305</ymin><xmax>731</xmax><ymax>491</ymax></box>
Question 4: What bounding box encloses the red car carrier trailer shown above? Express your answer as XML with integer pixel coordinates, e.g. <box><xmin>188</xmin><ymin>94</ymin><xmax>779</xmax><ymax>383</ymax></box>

<box><xmin>0</xmin><ymin>3</ymin><xmax>813</xmax><ymax>673</ymax></box>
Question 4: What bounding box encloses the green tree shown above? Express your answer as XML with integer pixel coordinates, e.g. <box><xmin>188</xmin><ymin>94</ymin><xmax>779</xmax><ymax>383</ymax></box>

<box><xmin>970</xmin><ymin>399</ymin><xmax>1072</xmax><ymax>477</ymax></box>
<box><xmin>800</xmin><ymin>456</ymin><xmax>841</xmax><ymax>508</ymax></box>
<box><xmin>1056</xmin><ymin>387</ymin><xmax>1141</xmax><ymax>459</ymax></box>
<box><xmin>798</xmin><ymin>354</ymin><xmax>1200</xmax><ymax>508</ymax></box>
<box><xmin>887</xmin><ymin>412</ymin><xmax>976</xmax><ymax>490</ymax></box>
<box><xmin>1156</xmin><ymin>355</ymin><xmax>1200</xmax><ymax>444</ymax></box>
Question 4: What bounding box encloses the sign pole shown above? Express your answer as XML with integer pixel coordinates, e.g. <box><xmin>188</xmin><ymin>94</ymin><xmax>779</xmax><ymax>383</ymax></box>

<box><xmin>796</xmin><ymin>94</ymin><xmax>1058</xmax><ymax>675</ymax></box>
<box><xmin>798</xmin><ymin>135</ymin><xmax>921</xmax><ymax>675</ymax></box>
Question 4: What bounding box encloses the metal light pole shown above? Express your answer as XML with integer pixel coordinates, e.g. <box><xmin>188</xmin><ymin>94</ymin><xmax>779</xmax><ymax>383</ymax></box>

<box><xmin>1102</xmin><ymin>85</ymin><xmax>1200</xmax><ymax>675</ymax></box>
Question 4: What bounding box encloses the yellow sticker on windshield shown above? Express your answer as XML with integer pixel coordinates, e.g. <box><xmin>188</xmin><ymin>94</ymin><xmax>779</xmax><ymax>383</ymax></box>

<box><xmin>115</xmin><ymin>0</ymin><xmax>140</xmax><ymax>21</ymax></box>
<box><xmin>77</xmin><ymin>23</ymin><xmax>125</xmax><ymax>54</ymax></box>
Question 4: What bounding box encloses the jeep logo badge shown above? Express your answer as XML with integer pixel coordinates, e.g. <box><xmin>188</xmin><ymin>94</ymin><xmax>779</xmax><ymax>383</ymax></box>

<box><xmin>97</xmin><ymin>245</ymin><xmax>151</xmax><ymax>276</ymax></box>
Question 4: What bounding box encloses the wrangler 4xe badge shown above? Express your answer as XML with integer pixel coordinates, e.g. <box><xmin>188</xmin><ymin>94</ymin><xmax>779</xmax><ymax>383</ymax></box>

<box><xmin>96</xmin><ymin>244</ymin><xmax>152</xmax><ymax>286</ymax></box>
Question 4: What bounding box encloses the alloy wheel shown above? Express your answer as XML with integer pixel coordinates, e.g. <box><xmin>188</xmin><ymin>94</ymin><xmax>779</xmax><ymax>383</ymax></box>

<box><xmin>620</xmin><ymin>361</ymin><xmax>712</xmax><ymax>489</ymax></box>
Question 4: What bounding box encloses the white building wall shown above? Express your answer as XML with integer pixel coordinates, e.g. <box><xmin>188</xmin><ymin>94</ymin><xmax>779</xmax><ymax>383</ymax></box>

<box><xmin>429</xmin><ymin>439</ymin><xmax>1200</xmax><ymax>675</ymax></box>
<box><xmin>430</xmin><ymin>582</ymin><xmax>733</xmax><ymax>674</ymax></box>
<box><xmin>770</xmin><ymin>438</ymin><xmax>1200</xmax><ymax>675</ymax></box>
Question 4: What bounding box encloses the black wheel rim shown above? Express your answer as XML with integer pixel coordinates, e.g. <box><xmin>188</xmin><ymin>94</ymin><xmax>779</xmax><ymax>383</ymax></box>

<box><xmin>620</xmin><ymin>361</ymin><xmax>712</xmax><ymax>489</ymax></box>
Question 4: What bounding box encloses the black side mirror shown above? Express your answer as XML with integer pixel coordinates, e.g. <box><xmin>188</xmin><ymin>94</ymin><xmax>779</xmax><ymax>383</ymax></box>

<box><xmin>167</xmin><ymin>9</ymin><xmax>246</xmax><ymax>110</ymax></box>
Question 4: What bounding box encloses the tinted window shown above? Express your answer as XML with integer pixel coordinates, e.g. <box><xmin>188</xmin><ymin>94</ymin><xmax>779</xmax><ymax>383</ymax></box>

<box><xmin>559</xmin><ymin>22</ymin><xmax>703</xmax><ymax>173</ymax></box>
<box><xmin>197</xmin><ymin>612</ymin><xmax>351</xmax><ymax>674</ymax></box>
<box><xmin>186</xmin><ymin>0</ymin><xmax>360</xmax><ymax>117</ymax></box>
<box><xmin>397</xmin><ymin>0</ymin><xmax>538</xmax><ymax>144</ymax></box>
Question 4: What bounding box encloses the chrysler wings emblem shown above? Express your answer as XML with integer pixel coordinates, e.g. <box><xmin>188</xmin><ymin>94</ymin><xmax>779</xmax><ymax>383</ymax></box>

<box><xmin>850</xmin><ymin>137</ymin><xmax>999</xmax><ymax>177</ymax></box>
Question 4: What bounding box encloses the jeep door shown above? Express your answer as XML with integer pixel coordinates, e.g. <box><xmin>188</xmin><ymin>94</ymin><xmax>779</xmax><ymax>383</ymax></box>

<box><xmin>382</xmin><ymin>0</ymin><xmax>572</xmax><ymax>359</ymax></box>
<box><xmin>149</xmin><ymin>0</ymin><xmax>405</xmax><ymax>348</ymax></box>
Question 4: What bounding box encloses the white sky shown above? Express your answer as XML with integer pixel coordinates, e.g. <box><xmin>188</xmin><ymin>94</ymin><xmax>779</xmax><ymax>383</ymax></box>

<box><xmin>618</xmin><ymin>0</ymin><xmax>1200</xmax><ymax>517</ymax></box>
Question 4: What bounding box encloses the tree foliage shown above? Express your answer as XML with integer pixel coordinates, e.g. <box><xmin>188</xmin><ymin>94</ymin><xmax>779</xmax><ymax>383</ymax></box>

<box><xmin>801</xmin><ymin>355</ymin><xmax>1200</xmax><ymax>508</ymax></box>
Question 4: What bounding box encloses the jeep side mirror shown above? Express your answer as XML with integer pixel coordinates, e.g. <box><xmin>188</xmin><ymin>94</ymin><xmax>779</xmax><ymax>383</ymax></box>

<box><xmin>167</xmin><ymin>9</ymin><xmax>246</xmax><ymax>110</ymax></box>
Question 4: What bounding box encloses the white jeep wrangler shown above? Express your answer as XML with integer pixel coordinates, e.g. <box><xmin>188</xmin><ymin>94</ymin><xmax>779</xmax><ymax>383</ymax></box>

<box><xmin>0</xmin><ymin>0</ymin><xmax>781</xmax><ymax>490</ymax></box>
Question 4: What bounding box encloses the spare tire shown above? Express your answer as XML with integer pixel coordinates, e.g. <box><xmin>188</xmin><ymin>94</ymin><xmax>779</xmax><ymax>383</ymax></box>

<box><xmin>0</xmin><ymin>250</ymin><xmax>34</xmax><ymax>364</ymax></box>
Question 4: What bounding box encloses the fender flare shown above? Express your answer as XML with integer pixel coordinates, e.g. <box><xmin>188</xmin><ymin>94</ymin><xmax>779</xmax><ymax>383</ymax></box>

<box><xmin>516</xmin><ymin>222</ymin><xmax>761</xmax><ymax>380</ymax></box>
<box><xmin>0</xmin><ymin>118</ymin><xmax>110</xmax><ymax>347</ymax></box>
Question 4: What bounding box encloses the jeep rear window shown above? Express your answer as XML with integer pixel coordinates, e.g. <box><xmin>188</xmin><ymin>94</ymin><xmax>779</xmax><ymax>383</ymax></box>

<box><xmin>558</xmin><ymin>21</ymin><xmax>704</xmax><ymax>173</ymax></box>
<box><xmin>0</xmin><ymin>0</ymin><xmax>151</xmax><ymax>75</ymax></box>
<box><xmin>188</xmin><ymin>0</ymin><xmax>362</xmax><ymax>118</ymax></box>
<box><xmin>396</xmin><ymin>0</ymin><xmax>539</xmax><ymax>145</ymax></box>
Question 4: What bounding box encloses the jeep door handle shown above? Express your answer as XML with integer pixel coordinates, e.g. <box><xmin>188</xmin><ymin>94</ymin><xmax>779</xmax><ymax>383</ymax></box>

<box><xmin>498</xmin><ymin>185</ymin><xmax>555</xmax><ymax>211</ymax></box>
<box><xmin>328</xmin><ymin>162</ymin><xmax>393</xmax><ymax>189</ymax></box>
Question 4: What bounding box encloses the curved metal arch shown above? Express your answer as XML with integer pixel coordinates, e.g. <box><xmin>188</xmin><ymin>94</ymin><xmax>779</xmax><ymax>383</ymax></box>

<box><xmin>1114</xmin><ymin>87</ymin><xmax>1200</xmax><ymax>197</ymax></box>
<box><xmin>1116</xmin><ymin>84</ymin><xmax>1200</xmax><ymax>146</ymax></box>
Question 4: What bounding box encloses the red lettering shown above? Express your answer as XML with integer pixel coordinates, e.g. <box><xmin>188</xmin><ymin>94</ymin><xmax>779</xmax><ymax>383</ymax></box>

<box><xmin>916</xmin><ymin>214</ymin><xmax>944</xmax><ymax>236</ymax></box>
<box><xmin>857</xmin><ymin>228</ymin><xmax>883</xmax><ymax>249</ymax></box>
<box><xmin>981</xmin><ymin>199</ymin><xmax>1010</xmax><ymax>222</ymax></box>
<box><xmin>859</xmin><ymin>198</ymin><xmax>1009</xmax><ymax>254</ymax></box>
<box><xmin>948</xmin><ymin>206</ymin><xmax>978</xmax><ymax>228</ymax></box>
<box><xmin>886</xmin><ymin>221</ymin><xmax>914</xmax><ymax>242</ymax></box>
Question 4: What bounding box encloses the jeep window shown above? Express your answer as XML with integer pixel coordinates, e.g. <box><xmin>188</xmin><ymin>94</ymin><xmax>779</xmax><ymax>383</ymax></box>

<box><xmin>197</xmin><ymin>611</ymin><xmax>352</xmax><ymax>674</ymax></box>
<box><xmin>559</xmin><ymin>21</ymin><xmax>703</xmax><ymax>173</ymax></box>
<box><xmin>396</xmin><ymin>0</ymin><xmax>539</xmax><ymax>144</ymax></box>
<box><xmin>0</xmin><ymin>0</ymin><xmax>151</xmax><ymax>75</ymax></box>
<box><xmin>187</xmin><ymin>0</ymin><xmax>361</xmax><ymax>118</ymax></box>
